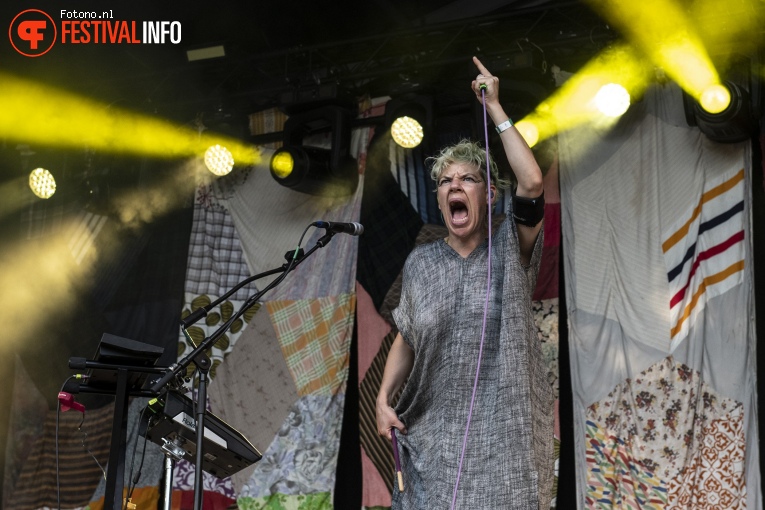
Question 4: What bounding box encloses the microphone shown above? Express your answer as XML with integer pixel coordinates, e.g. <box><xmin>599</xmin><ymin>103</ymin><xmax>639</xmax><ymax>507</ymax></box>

<box><xmin>313</xmin><ymin>221</ymin><xmax>364</xmax><ymax>236</ymax></box>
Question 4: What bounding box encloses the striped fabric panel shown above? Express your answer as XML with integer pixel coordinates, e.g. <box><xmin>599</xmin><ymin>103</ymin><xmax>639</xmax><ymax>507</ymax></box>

<box><xmin>248</xmin><ymin>108</ymin><xmax>287</xmax><ymax>150</ymax></box>
<box><xmin>358</xmin><ymin>330</ymin><xmax>399</xmax><ymax>493</ymax></box>
<box><xmin>388</xmin><ymin>141</ymin><xmax>440</xmax><ymax>224</ymax></box>
<box><xmin>267</xmin><ymin>294</ymin><xmax>356</xmax><ymax>396</ymax></box>
<box><xmin>584</xmin><ymin>420</ymin><xmax>667</xmax><ymax>508</ymax></box>
<box><xmin>6</xmin><ymin>404</ymin><xmax>113</xmax><ymax>510</ymax></box>
<box><xmin>662</xmin><ymin>168</ymin><xmax>746</xmax><ymax>348</ymax></box>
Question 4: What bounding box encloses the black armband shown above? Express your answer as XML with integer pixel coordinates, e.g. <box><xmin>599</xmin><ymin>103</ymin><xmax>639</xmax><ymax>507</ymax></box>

<box><xmin>512</xmin><ymin>190</ymin><xmax>544</xmax><ymax>227</ymax></box>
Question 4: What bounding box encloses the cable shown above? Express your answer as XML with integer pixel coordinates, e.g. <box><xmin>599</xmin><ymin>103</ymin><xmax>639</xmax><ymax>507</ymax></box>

<box><xmin>56</xmin><ymin>376</ymin><xmax>76</xmax><ymax>510</ymax></box>
<box><xmin>450</xmin><ymin>86</ymin><xmax>494</xmax><ymax>510</ymax></box>
<box><xmin>57</xmin><ymin>375</ymin><xmax>103</xmax><ymax>509</ymax></box>
<box><xmin>78</xmin><ymin>419</ymin><xmax>106</xmax><ymax>480</ymax></box>
<box><xmin>124</xmin><ymin>405</ymin><xmax>149</xmax><ymax>509</ymax></box>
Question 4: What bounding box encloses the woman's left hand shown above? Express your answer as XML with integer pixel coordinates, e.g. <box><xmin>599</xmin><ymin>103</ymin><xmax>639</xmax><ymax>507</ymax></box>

<box><xmin>472</xmin><ymin>56</ymin><xmax>500</xmax><ymax>106</ymax></box>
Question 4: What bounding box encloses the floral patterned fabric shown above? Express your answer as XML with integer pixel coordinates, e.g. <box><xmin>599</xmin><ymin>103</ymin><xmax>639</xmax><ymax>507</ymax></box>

<box><xmin>585</xmin><ymin>357</ymin><xmax>746</xmax><ymax>508</ymax></box>
<box><xmin>238</xmin><ymin>492</ymin><xmax>332</xmax><ymax>510</ymax></box>
<box><xmin>238</xmin><ymin>395</ymin><xmax>345</xmax><ymax>500</ymax></box>
<box><xmin>534</xmin><ymin>298</ymin><xmax>560</xmax><ymax>509</ymax></box>
<box><xmin>534</xmin><ymin>298</ymin><xmax>559</xmax><ymax>400</ymax></box>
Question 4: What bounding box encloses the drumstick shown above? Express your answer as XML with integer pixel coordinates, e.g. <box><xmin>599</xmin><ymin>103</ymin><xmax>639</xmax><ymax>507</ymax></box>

<box><xmin>390</xmin><ymin>428</ymin><xmax>404</xmax><ymax>492</ymax></box>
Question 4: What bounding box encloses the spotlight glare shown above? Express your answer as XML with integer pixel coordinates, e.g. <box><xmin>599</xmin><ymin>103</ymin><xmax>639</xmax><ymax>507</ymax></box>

<box><xmin>204</xmin><ymin>145</ymin><xmax>234</xmax><ymax>176</ymax></box>
<box><xmin>582</xmin><ymin>0</ymin><xmax>721</xmax><ymax>102</ymax></box>
<box><xmin>594</xmin><ymin>83</ymin><xmax>631</xmax><ymax>117</ymax></box>
<box><xmin>515</xmin><ymin>121</ymin><xmax>540</xmax><ymax>148</ymax></box>
<box><xmin>391</xmin><ymin>116</ymin><xmax>424</xmax><ymax>148</ymax></box>
<box><xmin>270</xmin><ymin>150</ymin><xmax>294</xmax><ymax>178</ymax></box>
<box><xmin>699</xmin><ymin>83</ymin><xmax>731</xmax><ymax>114</ymax></box>
<box><xmin>29</xmin><ymin>167</ymin><xmax>56</xmax><ymax>199</ymax></box>
<box><xmin>0</xmin><ymin>73</ymin><xmax>260</xmax><ymax>166</ymax></box>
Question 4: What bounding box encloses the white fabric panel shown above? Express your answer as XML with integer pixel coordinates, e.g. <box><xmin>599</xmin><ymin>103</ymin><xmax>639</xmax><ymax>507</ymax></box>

<box><xmin>561</xmin><ymin>85</ymin><xmax>747</xmax><ymax>354</ymax></box>
<box><xmin>560</xmin><ymin>82</ymin><xmax>761</xmax><ymax>508</ymax></box>
<box><xmin>225</xmin><ymin>164</ymin><xmax>362</xmax><ymax>300</ymax></box>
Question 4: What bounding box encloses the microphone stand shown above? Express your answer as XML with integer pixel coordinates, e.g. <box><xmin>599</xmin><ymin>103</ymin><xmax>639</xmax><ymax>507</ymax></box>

<box><xmin>149</xmin><ymin>230</ymin><xmax>336</xmax><ymax>510</ymax></box>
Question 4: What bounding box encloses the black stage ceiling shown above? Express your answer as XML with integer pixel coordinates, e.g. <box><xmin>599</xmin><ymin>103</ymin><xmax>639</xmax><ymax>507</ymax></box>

<box><xmin>1</xmin><ymin>0</ymin><xmax>615</xmax><ymax>123</ymax></box>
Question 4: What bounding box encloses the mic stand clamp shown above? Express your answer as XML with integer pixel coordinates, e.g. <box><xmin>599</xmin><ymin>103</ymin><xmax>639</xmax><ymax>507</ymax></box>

<box><xmin>316</xmin><ymin>232</ymin><xmax>334</xmax><ymax>247</ymax></box>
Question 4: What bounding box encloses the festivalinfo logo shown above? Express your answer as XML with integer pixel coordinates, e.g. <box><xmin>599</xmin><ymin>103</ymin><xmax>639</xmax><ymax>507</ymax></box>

<box><xmin>9</xmin><ymin>8</ymin><xmax>182</xmax><ymax>57</ymax></box>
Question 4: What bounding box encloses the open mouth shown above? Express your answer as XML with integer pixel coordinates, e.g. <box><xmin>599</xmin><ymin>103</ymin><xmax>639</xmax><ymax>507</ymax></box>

<box><xmin>449</xmin><ymin>198</ymin><xmax>469</xmax><ymax>225</ymax></box>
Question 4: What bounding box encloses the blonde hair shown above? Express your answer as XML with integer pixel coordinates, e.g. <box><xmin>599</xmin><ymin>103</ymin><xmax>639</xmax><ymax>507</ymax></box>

<box><xmin>426</xmin><ymin>139</ymin><xmax>511</xmax><ymax>190</ymax></box>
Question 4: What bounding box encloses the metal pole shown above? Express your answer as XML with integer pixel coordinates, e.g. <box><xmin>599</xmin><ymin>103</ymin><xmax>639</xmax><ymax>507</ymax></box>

<box><xmin>162</xmin><ymin>456</ymin><xmax>174</xmax><ymax>510</ymax></box>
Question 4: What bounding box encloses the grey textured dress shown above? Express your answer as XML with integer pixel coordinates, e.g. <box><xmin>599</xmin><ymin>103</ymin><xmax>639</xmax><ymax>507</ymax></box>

<box><xmin>391</xmin><ymin>217</ymin><xmax>554</xmax><ymax>509</ymax></box>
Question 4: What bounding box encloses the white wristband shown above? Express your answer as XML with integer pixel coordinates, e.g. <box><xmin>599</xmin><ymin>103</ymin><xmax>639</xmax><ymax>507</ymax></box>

<box><xmin>495</xmin><ymin>119</ymin><xmax>514</xmax><ymax>134</ymax></box>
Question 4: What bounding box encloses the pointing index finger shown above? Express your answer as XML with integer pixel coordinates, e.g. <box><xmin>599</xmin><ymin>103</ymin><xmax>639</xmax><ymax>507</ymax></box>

<box><xmin>473</xmin><ymin>56</ymin><xmax>492</xmax><ymax>77</ymax></box>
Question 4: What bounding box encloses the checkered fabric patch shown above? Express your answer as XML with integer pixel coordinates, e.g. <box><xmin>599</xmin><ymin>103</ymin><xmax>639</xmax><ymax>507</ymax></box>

<box><xmin>186</xmin><ymin>185</ymin><xmax>252</xmax><ymax>299</ymax></box>
<box><xmin>267</xmin><ymin>294</ymin><xmax>356</xmax><ymax>396</ymax></box>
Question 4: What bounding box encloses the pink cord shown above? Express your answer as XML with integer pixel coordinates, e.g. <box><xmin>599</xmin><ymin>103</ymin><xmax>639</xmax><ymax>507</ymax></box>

<box><xmin>450</xmin><ymin>86</ymin><xmax>493</xmax><ymax>509</ymax></box>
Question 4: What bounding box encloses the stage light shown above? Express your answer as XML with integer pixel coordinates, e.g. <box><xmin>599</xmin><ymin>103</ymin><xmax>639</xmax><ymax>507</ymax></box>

<box><xmin>204</xmin><ymin>144</ymin><xmax>235</xmax><ymax>176</ymax></box>
<box><xmin>594</xmin><ymin>83</ymin><xmax>631</xmax><ymax>117</ymax></box>
<box><xmin>385</xmin><ymin>96</ymin><xmax>433</xmax><ymax>149</ymax></box>
<box><xmin>391</xmin><ymin>116</ymin><xmax>424</xmax><ymax>148</ymax></box>
<box><xmin>270</xmin><ymin>150</ymin><xmax>294</xmax><ymax>178</ymax></box>
<box><xmin>683</xmin><ymin>79</ymin><xmax>756</xmax><ymax>143</ymax></box>
<box><xmin>582</xmin><ymin>0</ymin><xmax>721</xmax><ymax>102</ymax></box>
<box><xmin>269</xmin><ymin>144</ymin><xmax>357</xmax><ymax>197</ymax></box>
<box><xmin>699</xmin><ymin>83</ymin><xmax>731</xmax><ymax>113</ymax></box>
<box><xmin>29</xmin><ymin>167</ymin><xmax>56</xmax><ymax>199</ymax></box>
<box><xmin>270</xmin><ymin>145</ymin><xmax>354</xmax><ymax>196</ymax></box>
<box><xmin>517</xmin><ymin>43</ymin><xmax>651</xmax><ymax>146</ymax></box>
<box><xmin>270</xmin><ymin>105</ymin><xmax>358</xmax><ymax>196</ymax></box>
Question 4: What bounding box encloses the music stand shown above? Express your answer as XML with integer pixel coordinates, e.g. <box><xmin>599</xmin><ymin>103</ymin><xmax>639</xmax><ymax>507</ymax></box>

<box><xmin>69</xmin><ymin>333</ymin><xmax>164</xmax><ymax>510</ymax></box>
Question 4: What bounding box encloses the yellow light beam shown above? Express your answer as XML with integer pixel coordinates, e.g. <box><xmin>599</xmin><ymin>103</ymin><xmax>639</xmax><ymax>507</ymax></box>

<box><xmin>691</xmin><ymin>0</ymin><xmax>765</xmax><ymax>61</ymax></box>
<box><xmin>0</xmin><ymin>158</ymin><xmax>206</xmax><ymax>346</ymax></box>
<box><xmin>583</xmin><ymin>0</ymin><xmax>721</xmax><ymax>100</ymax></box>
<box><xmin>112</xmin><ymin>159</ymin><xmax>202</xmax><ymax>229</ymax></box>
<box><xmin>0</xmin><ymin>228</ymin><xmax>92</xmax><ymax>351</ymax></box>
<box><xmin>0</xmin><ymin>72</ymin><xmax>260</xmax><ymax>165</ymax></box>
<box><xmin>519</xmin><ymin>43</ymin><xmax>652</xmax><ymax>146</ymax></box>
